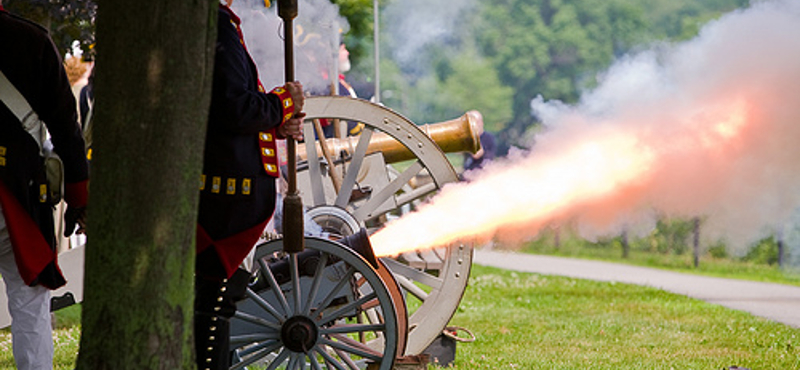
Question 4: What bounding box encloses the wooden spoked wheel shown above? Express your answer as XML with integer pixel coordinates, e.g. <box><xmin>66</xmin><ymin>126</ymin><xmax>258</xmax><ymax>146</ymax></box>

<box><xmin>229</xmin><ymin>237</ymin><xmax>406</xmax><ymax>370</ymax></box>
<box><xmin>297</xmin><ymin>96</ymin><xmax>474</xmax><ymax>355</ymax></box>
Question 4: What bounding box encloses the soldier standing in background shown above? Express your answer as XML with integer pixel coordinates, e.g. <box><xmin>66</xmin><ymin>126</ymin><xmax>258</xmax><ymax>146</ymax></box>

<box><xmin>0</xmin><ymin>1</ymin><xmax>89</xmax><ymax>369</ymax></box>
<box><xmin>317</xmin><ymin>40</ymin><xmax>364</xmax><ymax>138</ymax></box>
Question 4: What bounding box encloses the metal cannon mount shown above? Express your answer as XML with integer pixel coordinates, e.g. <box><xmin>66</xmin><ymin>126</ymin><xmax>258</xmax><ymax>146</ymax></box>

<box><xmin>229</xmin><ymin>96</ymin><xmax>480</xmax><ymax>369</ymax></box>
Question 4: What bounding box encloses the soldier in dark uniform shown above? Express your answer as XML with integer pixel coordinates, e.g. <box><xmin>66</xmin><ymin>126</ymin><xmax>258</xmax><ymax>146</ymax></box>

<box><xmin>316</xmin><ymin>41</ymin><xmax>364</xmax><ymax>139</ymax></box>
<box><xmin>193</xmin><ymin>1</ymin><xmax>305</xmax><ymax>369</ymax></box>
<box><xmin>0</xmin><ymin>2</ymin><xmax>89</xmax><ymax>369</ymax></box>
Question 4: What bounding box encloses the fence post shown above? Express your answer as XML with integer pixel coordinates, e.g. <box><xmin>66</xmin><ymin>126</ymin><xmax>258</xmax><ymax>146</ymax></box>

<box><xmin>693</xmin><ymin>217</ymin><xmax>700</xmax><ymax>268</ymax></box>
<box><xmin>621</xmin><ymin>228</ymin><xmax>629</xmax><ymax>259</ymax></box>
<box><xmin>777</xmin><ymin>230</ymin><xmax>784</xmax><ymax>268</ymax></box>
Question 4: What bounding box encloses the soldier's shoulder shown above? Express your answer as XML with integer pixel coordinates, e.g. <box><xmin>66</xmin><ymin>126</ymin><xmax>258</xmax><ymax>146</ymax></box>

<box><xmin>2</xmin><ymin>11</ymin><xmax>50</xmax><ymax>35</ymax></box>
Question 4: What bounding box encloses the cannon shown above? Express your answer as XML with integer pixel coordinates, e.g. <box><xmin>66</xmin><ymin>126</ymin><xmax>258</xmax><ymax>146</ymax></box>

<box><xmin>0</xmin><ymin>96</ymin><xmax>481</xmax><ymax>369</ymax></box>
<box><xmin>298</xmin><ymin>96</ymin><xmax>479</xmax><ymax>356</ymax></box>
<box><xmin>228</xmin><ymin>96</ymin><xmax>481</xmax><ymax>369</ymax></box>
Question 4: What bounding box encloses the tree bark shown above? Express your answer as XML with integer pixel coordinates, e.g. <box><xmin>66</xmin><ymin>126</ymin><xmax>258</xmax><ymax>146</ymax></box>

<box><xmin>76</xmin><ymin>1</ymin><xmax>216</xmax><ymax>369</ymax></box>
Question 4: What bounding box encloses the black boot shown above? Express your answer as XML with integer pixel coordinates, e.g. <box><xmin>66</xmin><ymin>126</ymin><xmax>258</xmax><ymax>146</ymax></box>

<box><xmin>195</xmin><ymin>312</ymin><xmax>231</xmax><ymax>370</ymax></box>
<box><xmin>194</xmin><ymin>268</ymin><xmax>251</xmax><ymax>370</ymax></box>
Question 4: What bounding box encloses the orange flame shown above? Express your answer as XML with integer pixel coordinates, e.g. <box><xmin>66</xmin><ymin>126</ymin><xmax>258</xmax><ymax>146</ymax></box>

<box><xmin>371</xmin><ymin>101</ymin><xmax>751</xmax><ymax>258</ymax></box>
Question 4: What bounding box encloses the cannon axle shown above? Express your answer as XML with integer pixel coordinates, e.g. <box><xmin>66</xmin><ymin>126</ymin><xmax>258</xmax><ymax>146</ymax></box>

<box><xmin>281</xmin><ymin>315</ymin><xmax>319</xmax><ymax>353</ymax></box>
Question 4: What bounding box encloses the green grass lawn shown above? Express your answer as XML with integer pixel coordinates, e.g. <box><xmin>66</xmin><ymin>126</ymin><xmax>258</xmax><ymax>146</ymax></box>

<box><xmin>0</xmin><ymin>304</ymin><xmax>81</xmax><ymax>370</ymax></box>
<box><xmin>2</xmin><ymin>254</ymin><xmax>799</xmax><ymax>369</ymax></box>
<box><xmin>440</xmin><ymin>264</ymin><xmax>800</xmax><ymax>370</ymax></box>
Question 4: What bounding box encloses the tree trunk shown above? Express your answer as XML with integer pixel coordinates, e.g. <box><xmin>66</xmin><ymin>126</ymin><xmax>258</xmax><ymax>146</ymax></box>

<box><xmin>76</xmin><ymin>1</ymin><xmax>216</xmax><ymax>369</ymax></box>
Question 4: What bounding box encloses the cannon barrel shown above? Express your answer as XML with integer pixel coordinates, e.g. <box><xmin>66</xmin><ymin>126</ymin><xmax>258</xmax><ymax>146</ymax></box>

<box><xmin>300</xmin><ymin>110</ymin><xmax>484</xmax><ymax>164</ymax></box>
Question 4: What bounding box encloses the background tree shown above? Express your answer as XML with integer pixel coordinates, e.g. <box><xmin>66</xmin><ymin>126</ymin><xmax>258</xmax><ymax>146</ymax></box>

<box><xmin>471</xmin><ymin>0</ymin><xmax>746</xmax><ymax>152</ymax></box>
<box><xmin>365</xmin><ymin>0</ymin><xmax>747</xmax><ymax>154</ymax></box>
<box><xmin>331</xmin><ymin>0</ymin><xmax>376</xmax><ymax>63</ymax></box>
<box><xmin>382</xmin><ymin>42</ymin><xmax>513</xmax><ymax>133</ymax></box>
<box><xmin>4</xmin><ymin>0</ymin><xmax>96</xmax><ymax>58</ymax></box>
<box><xmin>75</xmin><ymin>1</ymin><xmax>216</xmax><ymax>369</ymax></box>
<box><xmin>471</xmin><ymin>0</ymin><xmax>647</xmax><ymax>152</ymax></box>
<box><xmin>641</xmin><ymin>0</ymin><xmax>750</xmax><ymax>41</ymax></box>
<box><xmin>438</xmin><ymin>50</ymin><xmax>514</xmax><ymax>133</ymax></box>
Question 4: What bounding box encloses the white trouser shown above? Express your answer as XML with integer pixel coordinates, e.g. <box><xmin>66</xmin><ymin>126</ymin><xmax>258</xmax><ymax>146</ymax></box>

<box><xmin>0</xmin><ymin>205</ymin><xmax>54</xmax><ymax>370</ymax></box>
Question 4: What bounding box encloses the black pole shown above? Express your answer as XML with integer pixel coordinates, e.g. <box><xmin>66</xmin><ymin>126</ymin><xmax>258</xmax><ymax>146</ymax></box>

<box><xmin>278</xmin><ymin>0</ymin><xmax>304</xmax><ymax>254</ymax></box>
<box><xmin>777</xmin><ymin>230</ymin><xmax>784</xmax><ymax>268</ymax></box>
<box><xmin>621</xmin><ymin>227</ymin><xmax>629</xmax><ymax>259</ymax></box>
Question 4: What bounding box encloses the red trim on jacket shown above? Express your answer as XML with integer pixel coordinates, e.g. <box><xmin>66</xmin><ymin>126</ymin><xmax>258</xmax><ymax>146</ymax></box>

<box><xmin>219</xmin><ymin>4</ymin><xmax>240</xmax><ymax>25</ymax></box>
<box><xmin>258</xmin><ymin>87</ymin><xmax>294</xmax><ymax>177</ymax></box>
<box><xmin>0</xmin><ymin>180</ymin><xmax>64</xmax><ymax>289</ymax></box>
<box><xmin>196</xmin><ymin>218</ymin><xmax>270</xmax><ymax>279</ymax></box>
<box><xmin>269</xmin><ymin>86</ymin><xmax>295</xmax><ymax>128</ymax></box>
<box><xmin>257</xmin><ymin>130</ymin><xmax>280</xmax><ymax>177</ymax></box>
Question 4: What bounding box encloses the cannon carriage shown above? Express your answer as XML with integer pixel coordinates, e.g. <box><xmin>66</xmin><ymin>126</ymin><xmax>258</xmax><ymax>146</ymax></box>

<box><xmin>228</xmin><ymin>96</ymin><xmax>482</xmax><ymax>369</ymax></box>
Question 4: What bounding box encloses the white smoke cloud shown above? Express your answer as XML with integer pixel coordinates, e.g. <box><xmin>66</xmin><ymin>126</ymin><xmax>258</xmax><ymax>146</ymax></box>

<box><xmin>233</xmin><ymin>0</ymin><xmax>348</xmax><ymax>93</ymax></box>
<box><xmin>383</xmin><ymin>0</ymin><xmax>476</xmax><ymax>72</ymax></box>
<box><xmin>372</xmin><ymin>0</ymin><xmax>800</xmax><ymax>259</ymax></box>
<box><xmin>529</xmin><ymin>0</ymin><xmax>800</xmax><ymax>254</ymax></box>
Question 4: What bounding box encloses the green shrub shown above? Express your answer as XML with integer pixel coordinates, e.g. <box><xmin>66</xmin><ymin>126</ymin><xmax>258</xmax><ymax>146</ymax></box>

<box><xmin>707</xmin><ymin>241</ymin><xmax>728</xmax><ymax>259</ymax></box>
<box><xmin>742</xmin><ymin>236</ymin><xmax>780</xmax><ymax>265</ymax></box>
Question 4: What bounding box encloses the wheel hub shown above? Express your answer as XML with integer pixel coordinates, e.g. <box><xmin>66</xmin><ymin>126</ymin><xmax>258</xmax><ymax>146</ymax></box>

<box><xmin>281</xmin><ymin>316</ymin><xmax>318</xmax><ymax>353</ymax></box>
<box><xmin>307</xmin><ymin>205</ymin><xmax>361</xmax><ymax>238</ymax></box>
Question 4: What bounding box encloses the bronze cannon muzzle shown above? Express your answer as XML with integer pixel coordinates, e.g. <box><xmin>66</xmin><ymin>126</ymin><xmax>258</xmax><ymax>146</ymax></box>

<box><xmin>299</xmin><ymin>110</ymin><xmax>484</xmax><ymax>164</ymax></box>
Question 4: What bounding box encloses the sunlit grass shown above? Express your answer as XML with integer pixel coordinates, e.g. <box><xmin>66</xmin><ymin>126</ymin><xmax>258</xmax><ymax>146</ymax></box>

<box><xmin>0</xmin><ymin>304</ymin><xmax>81</xmax><ymax>370</ymax></box>
<box><xmin>3</xmin><ymin>252</ymin><xmax>799</xmax><ymax>369</ymax></box>
<box><xmin>437</xmin><ymin>264</ymin><xmax>800</xmax><ymax>369</ymax></box>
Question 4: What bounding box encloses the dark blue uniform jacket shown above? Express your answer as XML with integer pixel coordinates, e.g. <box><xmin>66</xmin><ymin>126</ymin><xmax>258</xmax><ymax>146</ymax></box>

<box><xmin>0</xmin><ymin>7</ymin><xmax>89</xmax><ymax>288</ymax></box>
<box><xmin>196</xmin><ymin>5</ymin><xmax>293</xmax><ymax>278</ymax></box>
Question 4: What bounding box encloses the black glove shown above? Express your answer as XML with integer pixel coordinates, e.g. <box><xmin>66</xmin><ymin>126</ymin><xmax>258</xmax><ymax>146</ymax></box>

<box><xmin>64</xmin><ymin>206</ymin><xmax>87</xmax><ymax>237</ymax></box>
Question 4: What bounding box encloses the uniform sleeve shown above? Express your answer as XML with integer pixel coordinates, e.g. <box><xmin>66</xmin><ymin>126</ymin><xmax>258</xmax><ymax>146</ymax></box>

<box><xmin>36</xmin><ymin>32</ymin><xmax>89</xmax><ymax>207</ymax></box>
<box><xmin>209</xmin><ymin>14</ymin><xmax>290</xmax><ymax>134</ymax></box>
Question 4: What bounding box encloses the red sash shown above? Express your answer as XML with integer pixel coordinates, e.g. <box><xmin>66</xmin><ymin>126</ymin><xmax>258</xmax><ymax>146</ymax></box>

<box><xmin>196</xmin><ymin>218</ymin><xmax>269</xmax><ymax>279</ymax></box>
<box><xmin>0</xmin><ymin>180</ymin><xmax>63</xmax><ymax>288</ymax></box>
